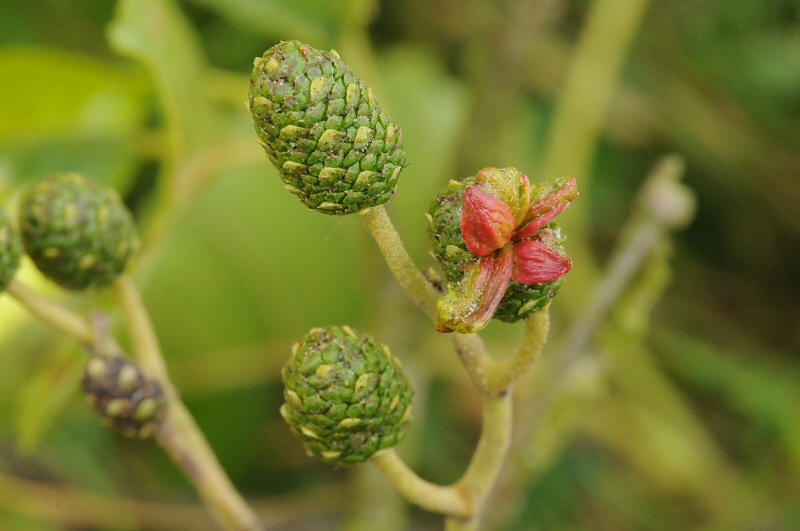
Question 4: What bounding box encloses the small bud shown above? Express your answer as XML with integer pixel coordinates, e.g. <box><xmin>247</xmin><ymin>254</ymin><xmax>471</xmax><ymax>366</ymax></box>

<box><xmin>280</xmin><ymin>326</ymin><xmax>413</xmax><ymax>465</ymax></box>
<box><xmin>82</xmin><ymin>355</ymin><xmax>167</xmax><ymax>438</ymax></box>
<box><xmin>248</xmin><ymin>41</ymin><xmax>407</xmax><ymax>215</ymax></box>
<box><xmin>0</xmin><ymin>206</ymin><xmax>22</xmax><ymax>293</ymax></box>
<box><xmin>18</xmin><ymin>173</ymin><xmax>139</xmax><ymax>290</ymax></box>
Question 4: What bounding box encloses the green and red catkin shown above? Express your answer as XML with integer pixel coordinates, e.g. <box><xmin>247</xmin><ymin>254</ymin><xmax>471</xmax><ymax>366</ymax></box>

<box><xmin>427</xmin><ymin>168</ymin><xmax>577</xmax><ymax>332</ymax></box>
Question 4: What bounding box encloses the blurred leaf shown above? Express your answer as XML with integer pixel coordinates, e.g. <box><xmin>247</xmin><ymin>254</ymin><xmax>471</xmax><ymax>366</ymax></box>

<box><xmin>374</xmin><ymin>45</ymin><xmax>468</xmax><ymax>260</ymax></box>
<box><xmin>657</xmin><ymin>332</ymin><xmax>800</xmax><ymax>477</ymax></box>
<box><xmin>185</xmin><ymin>0</ymin><xmax>351</xmax><ymax>47</ymax></box>
<box><xmin>108</xmin><ymin>0</ymin><xmax>214</xmax><ymax>164</ymax></box>
<box><xmin>143</xmin><ymin>166</ymin><xmax>371</xmax><ymax>359</ymax></box>
<box><xmin>0</xmin><ymin>137</ymin><xmax>141</xmax><ymax>192</ymax></box>
<box><xmin>0</xmin><ymin>47</ymin><xmax>146</xmax><ymax>190</ymax></box>
<box><xmin>14</xmin><ymin>344</ymin><xmax>83</xmax><ymax>454</ymax></box>
<box><xmin>0</xmin><ymin>47</ymin><xmax>145</xmax><ymax>142</ymax></box>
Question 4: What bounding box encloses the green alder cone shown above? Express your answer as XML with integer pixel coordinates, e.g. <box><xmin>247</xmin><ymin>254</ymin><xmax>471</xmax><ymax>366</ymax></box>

<box><xmin>426</xmin><ymin>178</ymin><xmax>564</xmax><ymax>323</ymax></box>
<box><xmin>82</xmin><ymin>355</ymin><xmax>167</xmax><ymax>438</ymax></box>
<box><xmin>18</xmin><ymin>173</ymin><xmax>139</xmax><ymax>290</ymax></box>
<box><xmin>280</xmin><ymin>326</ymin><xmax>413</xmax><ymax>466</ymax></box>
<box><xmin>248</xmin><ymin>40</ymin><xmax>407</xmax><ymax>215</ymax></box>
<box><xmin>0</xmin><ymin>206</ymin><xmax>22</xmax><ymax>293</ymax></box>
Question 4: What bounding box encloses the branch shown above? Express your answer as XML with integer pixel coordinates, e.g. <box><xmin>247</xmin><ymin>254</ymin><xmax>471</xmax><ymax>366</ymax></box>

<box><xmin>360</xmin><ymin>205</ymin><xmax>440</xmax><ymax>318</ymax></box>
<box><xmin>113</xmin><ymin>275</ymin><xmax>262</xmax><ymax>531</ymax></box>
<box><xmin>371</xmin><ymin>450</ymin><xmax>471</xmax><ymax>518</ymax></box>
<box><xmin>486</xmin><ymin>307</ymin><xmax>550</xmax><ymax>395</ymax></box>
<box><xmin>6</xmin><ymin>280</ymin><xmax>95</xmax><ymax>345</ymax></box>
<box><xmin>446</xmin><ymin>391</ymin><xmax>513</xmax><ymax>530</ymax></box>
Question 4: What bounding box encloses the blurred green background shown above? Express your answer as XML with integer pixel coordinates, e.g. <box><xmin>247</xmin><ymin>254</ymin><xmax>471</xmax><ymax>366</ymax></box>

<box><xmin>1</xmin><ymin>0</ymin><xmax>799</xmax><ymax>529</ymax></box>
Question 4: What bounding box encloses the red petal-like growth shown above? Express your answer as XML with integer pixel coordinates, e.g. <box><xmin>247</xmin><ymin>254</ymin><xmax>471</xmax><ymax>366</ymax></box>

<box><xmin>515</xmin><ymin>177</ymin><xmax>579</xmax><ymax>240</ymax></box>
<box><xmin>435</xmin><ymin>245</ymin><xmax>514</xmax><ymax>333</ymax></box>
<box><xmin>461</xmin><ymin>186</ymin><xmax>517</xmax><ymax>256</ymax></box>
<box><xmin>512</xmin><ymin>240</ymin><xmax>572</xmax><ymax>284</ymax></box>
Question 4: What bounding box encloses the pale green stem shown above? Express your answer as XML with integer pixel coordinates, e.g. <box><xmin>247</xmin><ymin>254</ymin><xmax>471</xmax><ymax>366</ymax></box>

<box><xmin>113</xmin><ymin>275</ymin><xmax>262</xmax><ymax>531</ymax></box>
<box><xmin>6</xmin><ymin>280</ymin><xmax>95</xmax><ymax>346</ymax></box>
<box><xmin>446</xmin><ymin>391</ymin><xmax>514</xmax><ymax>530</ymax></box>
<box><xmin>371</xmin><ymin>450</ymin><xmax>471</xmax><ymax>518</ymax></box>
<box><xmin>359</xmin><ymin>205</ymin><xmax>440</xmax><ymax>317</ymax></box>
<box><xmin>449</xmin><ymin>333</ymin><xmax>498</xmax><ymax>395</ymax></box>
<box><xmin>373</xmin><ymin>391</ymin><xmax>514</xmax><ymax>530</ymax></box>
<box><xmin>486</xmin><ymin>307</ymin><xmax>550</xmax><ymax>395</ymax></box>
<box><xmin>359</xmin><ymin>205</ymin><xmax>498</xmax><ymax>391</ymax></box>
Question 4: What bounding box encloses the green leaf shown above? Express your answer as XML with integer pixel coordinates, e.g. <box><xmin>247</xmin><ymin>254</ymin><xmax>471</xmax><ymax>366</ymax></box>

<box><xmin>108</xmin><ymin>0</ymin><xmax>214</xmax><ymax>163</ymax></box>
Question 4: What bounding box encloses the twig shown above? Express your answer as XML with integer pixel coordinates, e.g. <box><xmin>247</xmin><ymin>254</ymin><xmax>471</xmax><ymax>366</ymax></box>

<box><xmin>486</xmin><ymin>307</ymin><xmax>550</xmax><ymax>394</ymax></box>
<box><xmin>371</xmin><ymin>450</ymin><xmax>471</xmax><ymax>517</ymax></box>
<box><xmin>6</xmin><ymin>280</ymin><xmax>95</xmax><ymax>345</ymax></box>
<box><xmin>360</xmin><ymin>205</ymin><xmax>500</xmax><ymax>392</ymax></box>
<box><xmin>360</xmin><ymin>205</ymin><xmax>440</xmax><ymax>318</ymax></box>
<box><xmin>362</xmin><ymin>203</ymin><xmax>531</xmax><ymax>530</ymax></box>
<box><xmin>448</xmin><ymin>333</ymin><xmax>498</xmax><ymax>395</ymax></box>
<box><xmin>113</xmin><ymin>275</ymin><xmax>262</xmax><ymax>531</ymax></box>
<box><xmin>446</xmin><ymin>391</ymin><xmax>514</xmax><ymax>530</ymax></box>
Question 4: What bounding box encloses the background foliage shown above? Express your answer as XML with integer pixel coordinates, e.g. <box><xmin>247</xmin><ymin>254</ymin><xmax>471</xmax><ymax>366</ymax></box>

<box><xmin>0</xmin><ymin>0</ymin><xmax>798</xmax><ymax>529</ymax></box>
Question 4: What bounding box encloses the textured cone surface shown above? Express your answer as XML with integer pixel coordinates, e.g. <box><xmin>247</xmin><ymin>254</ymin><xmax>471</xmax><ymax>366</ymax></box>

<box><xmin>427</xmin><ymin>179</ymin><xmax>563</xmax><ymax>323</ymax></box>
<box><xmin>248</xmin><ymin>40</ymin><xmax>406</xmax><ymax>214</ymax></box>
<box><xmin>82</xmin><ymin>355</ymin><xmax>167</xmax><ymax>438</ymax></box>
<box><xmin>18</xmin><ymin>173</ymin><xmax>139</xmax><ymax>290</ymax></box>
<box><xmin>281</xmin><ymin>326</ymin><xmax>413</xmax><ymax>465</ymax></box>
<box><xmin>0</xmin><ymin>207</ymin><xmax>22</xmax><ymax>293</ymax></box>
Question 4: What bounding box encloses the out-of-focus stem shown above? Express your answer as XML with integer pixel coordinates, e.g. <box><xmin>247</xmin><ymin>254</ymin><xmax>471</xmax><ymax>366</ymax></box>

<box><xmin>539</xmin><ymin>0</ymin><xmax>653</xmax><ymax>313</ymax></box>
<box><xmin>6</xmin><ymin>280</ymin><xmax>95</xmax><ymax>345</ymax></box>
<box><xmin>565</xmin><ymin>154</ymin><xmax>692</xmax><ymax>363</ymax></box>
<box><xmin>113</xmin><ymin>275</ymin><xmax>262</xmax><ymax>531</ymax></box>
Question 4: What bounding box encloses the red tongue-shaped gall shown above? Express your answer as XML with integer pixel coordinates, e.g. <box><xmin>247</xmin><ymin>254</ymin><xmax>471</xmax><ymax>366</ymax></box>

<box><xmin>512</xmin><ymin>240</ymin><xmax>572</xmax><ymax>284</ymax></box>
<box><xmin>515</xmin><ymin>177</ymin><xmax>579</xmax><ymax>241</ymax></box>
<box><xmin>461</xmin><ymin>186</ymin><xmax>517</xmax><ymax>257</ymax></box>
<box><xmin>435</xmin><ymin>246</ymin><xmax>514</xmax><ymax>334</ymax></box>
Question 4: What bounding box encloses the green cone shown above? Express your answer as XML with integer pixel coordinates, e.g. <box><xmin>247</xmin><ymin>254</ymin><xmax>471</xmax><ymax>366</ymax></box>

<box><xmin>248</xmin><ymin>40</ymin><xmax>406</xmax><ymax>215</ymax></box>
<box><xmin>427</xmin><ymin>178</ymin><xmax>564</xmax><ymax>323</ymax></box>
<box><xmin>82</xmin><ymin>355</ymin><xmax>167</xmax><ymax>438</ymax></box>
<box><xmin>18</xmin><ymin>173</ymin><xmax>139</xmax><ymax>290</ymax></box>
<box><xmin>0</xmin><ymin>206</ymin><xmax>22</xmax><ymax>293</ymax></box>
<box><xmin>280</xmin><ymin>326</ymin><xmax>413</xmax><ymax>465</ymax></box>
